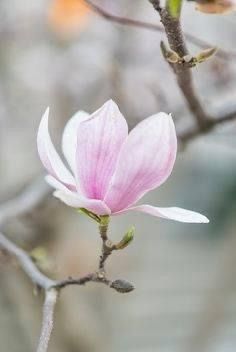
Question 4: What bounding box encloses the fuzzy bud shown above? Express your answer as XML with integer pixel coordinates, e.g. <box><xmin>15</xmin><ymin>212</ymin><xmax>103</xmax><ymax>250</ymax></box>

<box><xmin>110</xmin><ymin>279</ymin><xmax>134</xmax><ymax>293</ymax></box>
<box><xmin>196</xmin><ymin>47</ymin><xmax>217</xmax><ymax>63</ymax></box>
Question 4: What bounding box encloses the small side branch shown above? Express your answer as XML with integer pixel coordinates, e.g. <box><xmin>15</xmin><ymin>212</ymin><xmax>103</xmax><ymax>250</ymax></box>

<box><xmin>0</xmin><ymin>228</ymin><xmax>133</xmax><ymax>351</ymax></box>
<box><xmin>179</xmin><ymin>108</ymin><xmax>236</xmax><ymax>142</ymax></box>
<box><xmin>84</xmin><ymin>0</ymin><xmax>235</xmax><ymax>61</ymax></box>
<box><xmin>37</xmin><ymin>289</ymin><xmax>58</xmax><ymax>352</ymax></box>
<box><xmin>149</xmin><ymin>0</ymin><xmax>212</xmax><ymax>130</ymax></box>
<box><xmin>0</xmin><ymin>230</ymin><xmax>130</xmax><ymax>293</ymax></box>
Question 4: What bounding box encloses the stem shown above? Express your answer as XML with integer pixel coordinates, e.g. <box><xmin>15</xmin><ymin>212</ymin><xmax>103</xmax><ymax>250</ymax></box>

<box><xmin>98</xmin><ymin>216</ymin><xmax>113</xmax><ymax>271</ymax></box>
<box><xmin>98</xmin><ymin>215</ymin><xmax>109</xmax><ymax>241</ymax></box>
<box><xmin>37</xmin><ymin>289</ymin><xmax>58</xmax><ymax>352</ymax></box>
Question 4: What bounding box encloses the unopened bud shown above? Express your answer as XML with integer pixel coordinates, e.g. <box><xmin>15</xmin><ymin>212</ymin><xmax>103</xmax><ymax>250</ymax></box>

<box><xmin>183</xmin><ymin>55</ymin><xmax>194</xmax><ymax>63</ymax></box>
<box><xmin>160</xmin><ymin>41</ymin><xmax>180</xmax><ymax>63</ymax></box>
<box><xmin>196</xmin><ymin>47</ymin><xmax>217</xmax><ymax>63</ymax></box>
<box><xmin>115</xmin><ymin>226</ymin><xmax>135</xmax><ymax>250</ymax></box>
<box><xmin>166</xmin><ymin>50</ymin><xmax>180</xmax><ymax>63</ymax></box>
<box><xmin>110</xmin><ymin>279</ymin><xmax>134</xmax><ymax>293</ymax></box>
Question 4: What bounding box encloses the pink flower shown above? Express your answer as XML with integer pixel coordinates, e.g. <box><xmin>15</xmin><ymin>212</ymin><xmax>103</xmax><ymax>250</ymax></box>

<box><xmin>37</xmin><ymin>100</ymin><xmax>209</xmax><ymax>223</ymax></box>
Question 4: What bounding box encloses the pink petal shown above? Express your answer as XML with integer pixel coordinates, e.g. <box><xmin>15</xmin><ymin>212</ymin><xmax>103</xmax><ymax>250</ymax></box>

<box><xmin>46</xmin><ymin>175</ymin><xmax>110</xmax><ymax>215</ymax></box>
<box><xmin>104</xmin><ymin>113</ymin><xmax>177</xmax><ymax>213</ymax></box>
<box><xmin>62</xmin><ymin>110</ymin><xmax>89</xmax><ymax>173</ymax></box>
<box><xmin>75</xmin><ymin>100</ymin><xmax>128</xmax><ymax>200</ymax></box>
<box><xmin>121</xmin><ymin>205</ymin><xmax>209</xmax><ymax>223</ymax></box>
<box><xmin>37</xmin><ymin>108</ymin><xmax>76</xmax><ymax>190</ymax></box>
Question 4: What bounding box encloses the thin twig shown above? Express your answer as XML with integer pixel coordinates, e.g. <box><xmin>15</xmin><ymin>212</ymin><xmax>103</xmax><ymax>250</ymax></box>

<box><xmin>179</xmin><ymin>107</ymin><xmax>236</xmax><ymax>142</ymax></box>
<box><xmin>55</xmin><ymin>274</ymin><xmax>111</xmax><ymax>290</ymax></box>
<box><xmin>37</xmin><ymin>289</ymin><xmax>58</xmax><ymax>352</ymax></box>
<box><xmin>0</xmin><ymin>230</ymin><xmax>122</xmax><ymax>292</ymax></box>
<box><xmin>0</xmin><ymin>225</ymin><xmax>133</xmax><ymax>351</ymax></box>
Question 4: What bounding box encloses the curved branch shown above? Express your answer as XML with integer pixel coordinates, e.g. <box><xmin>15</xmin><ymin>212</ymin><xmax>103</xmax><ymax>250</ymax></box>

<box><xmin>0</xmin><ymin>231</ymin><xmax>122</xmax><ymax>292</ymax></box>
<box><xmin>179</xmin><ymin>107</ymin><xmax>236</xmax><ymax>142</ymax></box>
<box><xmin>0</xmin><ymin>232</ymin><xmax>54</xmax><ymax>289</ymax></box>
<box><xmin>37</xmin><ymin>289</ymin><xmax>58</xmax><ymax>352</ymax></box>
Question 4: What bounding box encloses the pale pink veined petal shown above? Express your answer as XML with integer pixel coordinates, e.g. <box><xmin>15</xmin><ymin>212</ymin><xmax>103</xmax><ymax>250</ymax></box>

<box><xmin>104</xmin><ymin>113</ymin><xmax>177</xmax><ymax>213</ymax></box>
<box><xmin>37</xmin><ymin>108</ymin><xmax>76</xmax><ymax>190</ymax></box>
<box><xmin>62</xmin><ymin>110</ymin><xmax>89</xmax><ymax>174</ymax></box>
<box><xmin>76</xmin><ymin>99</ymin><xmax>128</xmax><ymax>200</ymax></box>
<box><xmin>46</xmin><ymin>175</ymin><xmax>111</xmax><ymax>215</ymax></box>
<box><xmin>119</xmin><ymin>204</ymin><xmax>209</xmax><ymax>223</ymax></box>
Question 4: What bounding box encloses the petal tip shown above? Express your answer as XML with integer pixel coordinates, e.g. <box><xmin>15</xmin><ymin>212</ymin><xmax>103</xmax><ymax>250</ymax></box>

<box><xmin>102</xmin><ymin>99</ymin><xmax>120</xmax><ymax>114</ymax></box>
<box><xmin>39</xmin><ymin>107</ymin><xmax>50</xmax><ymax>131</ymax></box>
<box><xmin>200</xmin><ymin>215</ymin><xmax>210</xmax><ymax>224</ymax></box>
<box><xmin>106</xmin><ymin>98</ymin><xmax>117</xmax><ymax>106</ymax></box>
<box><xmin>42</xmin><ymin>107</ymin><xmax>50</xmax><ymax>120</ymax></box>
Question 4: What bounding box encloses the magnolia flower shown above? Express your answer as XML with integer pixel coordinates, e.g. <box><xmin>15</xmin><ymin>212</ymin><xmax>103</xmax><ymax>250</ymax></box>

<box><xmin>37</xmin><ymin>100</ymin><xmax>209</xmax><ymax>223</ymax></box>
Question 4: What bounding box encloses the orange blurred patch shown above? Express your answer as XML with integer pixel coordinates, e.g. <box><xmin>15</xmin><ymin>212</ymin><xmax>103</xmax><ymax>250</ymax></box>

<box><xmin>196</xmin><ymin>0</ymin><xmax>236</xmax><ymax>13</ymax></box>
<box><xmin>48</xmin><ymin>0</ymin><xmax>91</xmax><ymax>35</ymax></box>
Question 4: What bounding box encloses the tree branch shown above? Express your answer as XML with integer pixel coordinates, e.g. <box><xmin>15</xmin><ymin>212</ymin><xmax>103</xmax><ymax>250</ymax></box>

<box><xmin>0</xmin><ymin>181</ymin><xmax>134</xmax><ymax>352</ymax></box>
<box><xmin>146</xmin><ymin>0</ymin><xmax>236</xmax><ymax>142</ymax></box>
<box><xmin>0</xmin><ymin>232</ymin><xmax>54</xmax><ymax>289</ymax></box>
<box><xmin>0</xmin><ymin>228</ymin><xmax>132</xmax><ymax>292</ymax></box>
<box><xmin>84</xmin><ymin>0</ymin><xmax>235</xmax><ymax>61</ymax></box>
<box><xmin>82</xmin><ymin>0</ymin><xmax>236</xmax><ymax>141</ymax></box>
<box><xmin>179</xmin><ymin>106</ymin><xmax>236</xmax><ymax>142</ymax></box>
<box><xmin>37</xmin><ymin>289</ymin><xmax>58</xmax><ymax>352</ymax></box>
<box><xmin>149</xmin><ymin>0</ymin><xmax>212</xmax><ymax>130</ymax></box>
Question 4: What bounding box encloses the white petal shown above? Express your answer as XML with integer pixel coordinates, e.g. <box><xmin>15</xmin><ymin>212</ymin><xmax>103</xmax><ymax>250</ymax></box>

<box><xmin>37</xmin><ymin>108</ymin><xmax>76</xmax><ymax>189</ymax></box>
<box><xmin>119</xmin><ymin>205</ymin><xmax>209</xmax><ymax>223</ymax></box>
<box><xmin>46</xmin><ymin>175</ymin><xmax>110</xmax><ymax>215</ymax></box>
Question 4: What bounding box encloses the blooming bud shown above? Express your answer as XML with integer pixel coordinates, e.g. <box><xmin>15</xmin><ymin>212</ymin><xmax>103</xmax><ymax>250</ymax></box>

<box><xmin>38</xmin><ymin>100</ymin><xmax>209</xmax><ymax>224</ymax></box>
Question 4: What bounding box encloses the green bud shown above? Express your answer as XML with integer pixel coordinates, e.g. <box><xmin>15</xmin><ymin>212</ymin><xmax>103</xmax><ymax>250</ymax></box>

<box><xmin>196</xmin><ymin>47</ymin><xmax>217</xmax><ymax>63</ymax></box>
<box><xmin>115</xmin><ymin>226</ymin><xmax>135</xmax><ymax>250</ymax></box>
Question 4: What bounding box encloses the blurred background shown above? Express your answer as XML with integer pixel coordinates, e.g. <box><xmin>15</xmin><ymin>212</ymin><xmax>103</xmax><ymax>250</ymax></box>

<box><xmin>0</xmin><ymin>0</ymin><xmax>236</xmax><ymax>351</ymax></box>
